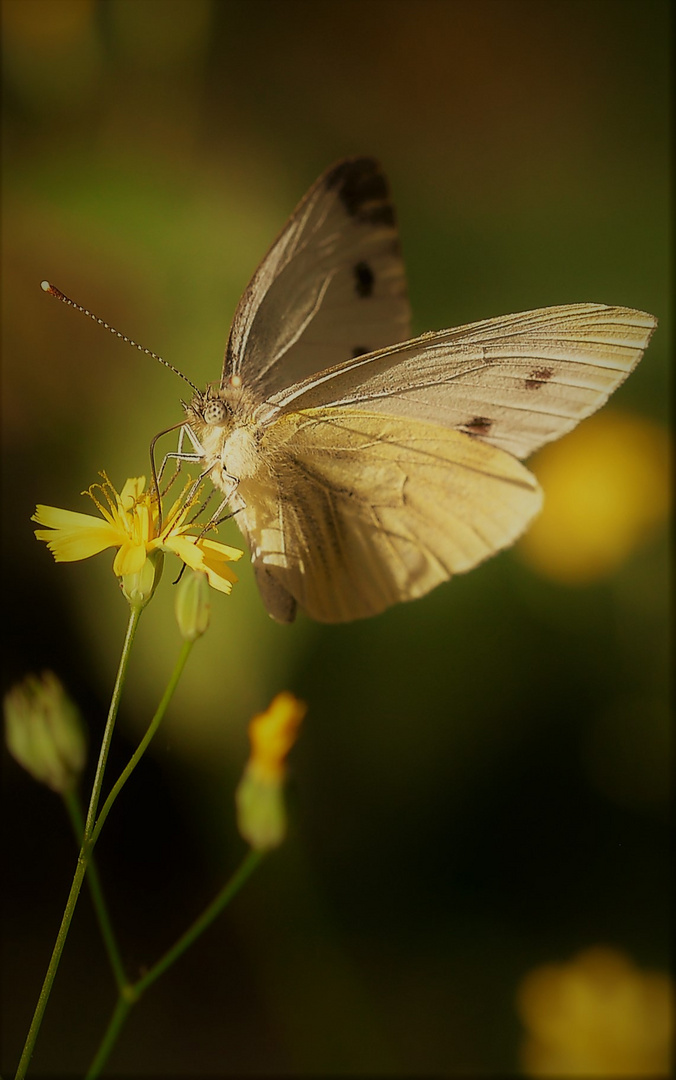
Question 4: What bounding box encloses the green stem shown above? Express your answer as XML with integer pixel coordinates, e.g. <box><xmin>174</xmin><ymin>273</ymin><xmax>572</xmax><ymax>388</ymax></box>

<box><xmin>15</xmin><ymin>605</ymin><xmax>142</xmax><ymax>1080</ymax></box>
<box><xmin>84</xmin><ymin>996</ymin><xmax>133</xmax><ymax>1080</ymax></box>
<box><xmin>90</xmin><ymin>639</ymin><xmax>193</xmax><ymax>848</ymax></box>
<box><xmin>63</xmin><ymin>789</ymin><xmax>127</xmax><ymax>993</ymax></box>
<box><xmin>15</xmin><ymin>858</ymin><xmax>88</xmax><ymax>1079</ymax></box>
<box><xmin>135</xmin><ymin>847</ymin><xmax>264</xmax><ymax>997</ymax></box>
<box><xmin>84</xmin><ymin>606</ymin><xmax>143</xmax><ymax>838</ymax></box>
<box><xmin>85</xmin><ymin>848</ymin><xmax>265</xmax><ymax>1079</ymax></box>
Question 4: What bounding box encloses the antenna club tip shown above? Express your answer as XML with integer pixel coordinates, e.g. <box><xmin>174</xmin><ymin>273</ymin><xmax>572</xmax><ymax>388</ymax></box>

<box><xmin>40</xmin><ymin>280</ymin><xmax>52</xmax><ymax>292</ymax></box>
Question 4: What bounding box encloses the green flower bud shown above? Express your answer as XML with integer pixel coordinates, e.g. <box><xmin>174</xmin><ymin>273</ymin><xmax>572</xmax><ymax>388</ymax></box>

<box><xmin>174</xmin><ymin>569</ymin><xmax>211</xmax><ymax>641</ymax></box>
<box><xmin>4</xmin><ymin>672</ymin><xmax>87</xmax><ymax>793</ymax></box>
<box><xmin>120</xmin><ymin>549</ymin><xmax>164</xmax><ymax>609</ymax></box>
<box><xmin>235</xmin><ymin>768</ymin><xmax>288</xmax><ymax>851</ymax></box>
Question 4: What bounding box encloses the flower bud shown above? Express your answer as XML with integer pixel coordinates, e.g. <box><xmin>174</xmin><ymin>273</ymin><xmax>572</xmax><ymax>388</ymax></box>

<box><xmin>4</xmin><ymin>672</ymin><xmax>87</xmax><ymax>793</ymax></box>
<box><xmin>174</xmin><ymin>569</ymin><xmax>211</xmax><ymax>641</ymax></box>
<box><xmin>236</xmin><ymin>773</ymin><xmax>287</xmax><ymax>851</ymax></box>
<box><xmin>235</xmin><ymin>692</ymin><xmax>306</xmax><ymax>850</ymax></box>
<box><xmin>120</xmin><ymin>549</ymin><xmax>164</xmax><ymax>609</ymax></box>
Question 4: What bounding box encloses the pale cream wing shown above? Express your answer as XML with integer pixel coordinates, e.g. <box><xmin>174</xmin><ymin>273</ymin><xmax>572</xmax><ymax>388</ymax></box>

<box><xmin>222</xmin><ymin>158</ymin><xmax>410</xmax><ymax>397</ymax></box>
<box><xmin>271</xmin><ymin>304</ymin><xmax>657</xmax><ymax>460</ymax></box>
<box><xmin>234</xmin><ymin>408</ymin><xmax>542</xmax><ymax>623</ymax></box>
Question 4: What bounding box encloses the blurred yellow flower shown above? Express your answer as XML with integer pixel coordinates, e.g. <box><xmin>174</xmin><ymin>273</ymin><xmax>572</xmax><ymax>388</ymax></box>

<box><xmin>516</xmin><ymin>946</ymin><xmax>674</xmax><ymax>1077</ymax></box>
<box><xmin>247</xmin><ymin>692</ymin><xmax>307</xmax><ymax>783</ymax></box>
<box><xmin>33</xmin><ymin>474</ymin><xmax>242</xmax><ymax>595</ymax></box>
<box><xmin>235</xmin><ymin>692</ymin><xmax>307</xmax><ymax>850</ymax></box>
<box><xmin>518</xmin><ymin>411</ymin><xmax>670</xmax><ymax>584</ymax></box>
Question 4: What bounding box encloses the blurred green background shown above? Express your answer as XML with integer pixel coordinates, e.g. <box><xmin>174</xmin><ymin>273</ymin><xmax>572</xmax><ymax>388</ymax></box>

<box><xmin>1</xmin><ymin>0</ymin><xmax>670</xmax><ymax>1075</ymax></box>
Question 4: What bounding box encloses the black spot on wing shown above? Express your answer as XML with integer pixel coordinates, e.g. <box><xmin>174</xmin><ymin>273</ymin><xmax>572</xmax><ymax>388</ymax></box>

<box><xmin>359</xmin><ymin>204</ymin><xmax>396</xmax><ymax>227</ymax></box>
<box><xmin>351</xmin><ymin>345</ymin><xmax>369</xmax><ymax>358</ymax></box>
<box><xmin>354</xmin><ymin>260</ymin><xmax>375</xmax><ymax>298</ymax></box>
<box><xmin>525</xmin><ymin>366</ymin><xmax>554</xmax><ymax>390</ymax></box>
<box><xmin>463</xmin><ymin>416</ymin><xmax>494</xmax><ymax>435</ymax></box>
<box><xmin>326</xmin><ymin>158</ymin><xmax>395</xmax><ymax>227</ymax></box>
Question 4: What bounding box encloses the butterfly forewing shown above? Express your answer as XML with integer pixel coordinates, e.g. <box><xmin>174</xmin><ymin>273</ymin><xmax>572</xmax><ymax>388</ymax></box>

<box><xmin>222</xmin><ymin>158</ymin><xmax>410</xmax><ymax>398</ymax></box>
<box><xmin>230</xmin><ymin>409</ymin><xmax>543</xmax><ymax>623</ymax></box>
<box><xmin>269</xmin><ymin>304</ymin><xmax>657</xmax><ymax>460</ymax></box>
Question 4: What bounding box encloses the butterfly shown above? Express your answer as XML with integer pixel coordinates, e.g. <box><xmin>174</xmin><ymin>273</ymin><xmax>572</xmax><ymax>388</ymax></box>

<box><xmin>168</xmin><ymin>157</ymin><xmax>656</xmax><ymax>623</ymax></box>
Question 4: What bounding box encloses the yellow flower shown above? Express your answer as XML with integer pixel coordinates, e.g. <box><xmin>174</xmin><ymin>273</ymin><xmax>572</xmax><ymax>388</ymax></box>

<box><xmin>33</xmin><ymin>474</ymin><xmax>243</xmax><ymax>595</ymax></box>
<box><xmin>235</xmin><ymin>692</ymin><xmax>307</xmax><ymax>850</ymax></box>
<box><xmin>516</xmin><ymin>946</ymin><xmax>674</xmax><ymax>1077</ymax></box>
<box><xmin>518</xmin><ymin>411</ymin><xmax>670</xmax><ymax>584</ymax></box>
<box><xmin>247</xmin><ymin>692</ymin><xmax>307</xmax><ymax>783</ymax></box>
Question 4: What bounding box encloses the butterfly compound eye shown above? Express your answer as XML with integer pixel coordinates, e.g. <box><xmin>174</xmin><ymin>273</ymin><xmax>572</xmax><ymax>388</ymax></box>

<box><xmin>203</xmin><ymin>398</ymin><xmax>230</xmax><ymax>426</ymax></box>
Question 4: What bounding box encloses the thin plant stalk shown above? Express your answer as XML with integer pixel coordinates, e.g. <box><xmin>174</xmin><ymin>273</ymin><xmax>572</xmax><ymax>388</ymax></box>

<box><xmin>15</xmin><ymin>605</ymin><xmax>142</xmax><ymax>1080</ymax></box>
<box><xmin>86</xmin><ymin>848</ymin><xmax>265</xmax><ymax>1079</ymax></box>
<box><xmin>63</xmin><ymin>788</ymin><xmax>127</xmax><ymax>993</ymax></box>
<box><xmin>90</xmin><ymin>639</ymin><xmax>194</xmax><ymax>847</ymax></box>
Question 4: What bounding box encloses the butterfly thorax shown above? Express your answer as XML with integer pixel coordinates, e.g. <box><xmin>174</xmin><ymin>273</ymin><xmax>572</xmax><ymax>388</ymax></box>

<box><xmin>184</xmin><ymin>383</ymin><xmax>268</xmax><ymax>490</ymax></box>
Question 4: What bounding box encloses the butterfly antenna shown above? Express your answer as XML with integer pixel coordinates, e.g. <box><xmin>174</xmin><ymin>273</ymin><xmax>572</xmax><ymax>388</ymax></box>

<box><xmin>41</xmin><ymin>280</ymin><xmax>200</xmax><ymax>394</ymax></box>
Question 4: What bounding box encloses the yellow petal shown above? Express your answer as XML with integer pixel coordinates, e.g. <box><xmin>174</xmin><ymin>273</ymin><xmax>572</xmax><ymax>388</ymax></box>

<box><xmin>165</xmin><ymin>535</ymin><xmax>206</xmax><ymax>571</ymax></box>
<box><xmin>198</xmin><ymin>546</ymin><xmax>240</xmax><ymax>587</ymax></box>
<box><xmin>34</xmin><ymin>523</ymin><xmax>122</xmax><ymax>562</ymax></box>
<box><xmin>248</xmin><ymin>692</ymin><xmax>307</xmax><ymax>783</ymax></box>
<box><xmin>131</xmin><ymin>498</ymin><xmax>153</xmax><ymax>545</ymax></box>
<box><xmin>33</xmin><ymin>505</ymin><xmax>111</xmax><ymax>531</ymax></box>
<box><xmin>165</xmin><ymin>534</ymin><xmax>243</xmax><ymax>566</ymax></box>
<box><xmin>119</xmin><ymin>477</ymin><xmax>146</xmax><ymax>509</ymax></box>
<box><xmin>162</xmin><ymin>493</ymin><xmax>192</xmax><ymax>533</ymax></box>
<box><xmin>113</xmin><ymin>540</ymin><xmax>148</xmax><ymax>576</ymax></box>
<box><xmin>166</xmin><ymin>536</ymin><xmax>239</xmax><ymax>594</ymax></box>
<box><xmin>201</xmin><ymin>562</ymin><xmax>238</xmax><ymax>594</ymax></box>
<box><xmin>196</xmin><ymin>537</ymin><xmax>244</xmax><ymax>562</ymax></box>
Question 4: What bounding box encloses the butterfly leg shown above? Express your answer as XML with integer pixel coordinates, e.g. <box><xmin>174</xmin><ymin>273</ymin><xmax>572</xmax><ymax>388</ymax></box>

<box><xmin>155</xmin><ymin>423</ymin><xmax>204</xmax><ymax>484</ymax></box>
<box><xmin>170</xmin><ymin>488</ymin><xmax>240</xmax><ymax>587</ymax></box>
<box><xmin>151</xmin><ymin>422</ymin><xmax>206</xmax><ymax>529</ymax></box>
<box><xmin>189</xmin><ymin>481</ymin><xmax>242</xmax><ymax>540</ymax></box>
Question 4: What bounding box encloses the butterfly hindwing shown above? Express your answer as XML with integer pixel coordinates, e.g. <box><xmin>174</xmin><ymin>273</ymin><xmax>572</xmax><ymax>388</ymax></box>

<box><xmin>222</xmin><ymin>158</ymin><xmax>411</xmax><ymax>398</ymax></box>
<box><xmin>231</xmin><ymin>408</ymin><xmax>542</xmax><ymax>623</ymax></box>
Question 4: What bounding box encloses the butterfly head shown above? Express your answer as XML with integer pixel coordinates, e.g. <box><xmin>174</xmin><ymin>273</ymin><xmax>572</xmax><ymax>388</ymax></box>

<box><xmin>184</xmin><ymin>384</ymin><xmax>233</xmax><ymax>430</ymax></box>
<box><xmin>182</xmin><ymin>381</ymin><xmax>268</xmax><ymax>489</ymax></box>
<box><xmin>202</xmin><ymin>395</ymin><xmax>231</xmax><ymax>427</ymax></box>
